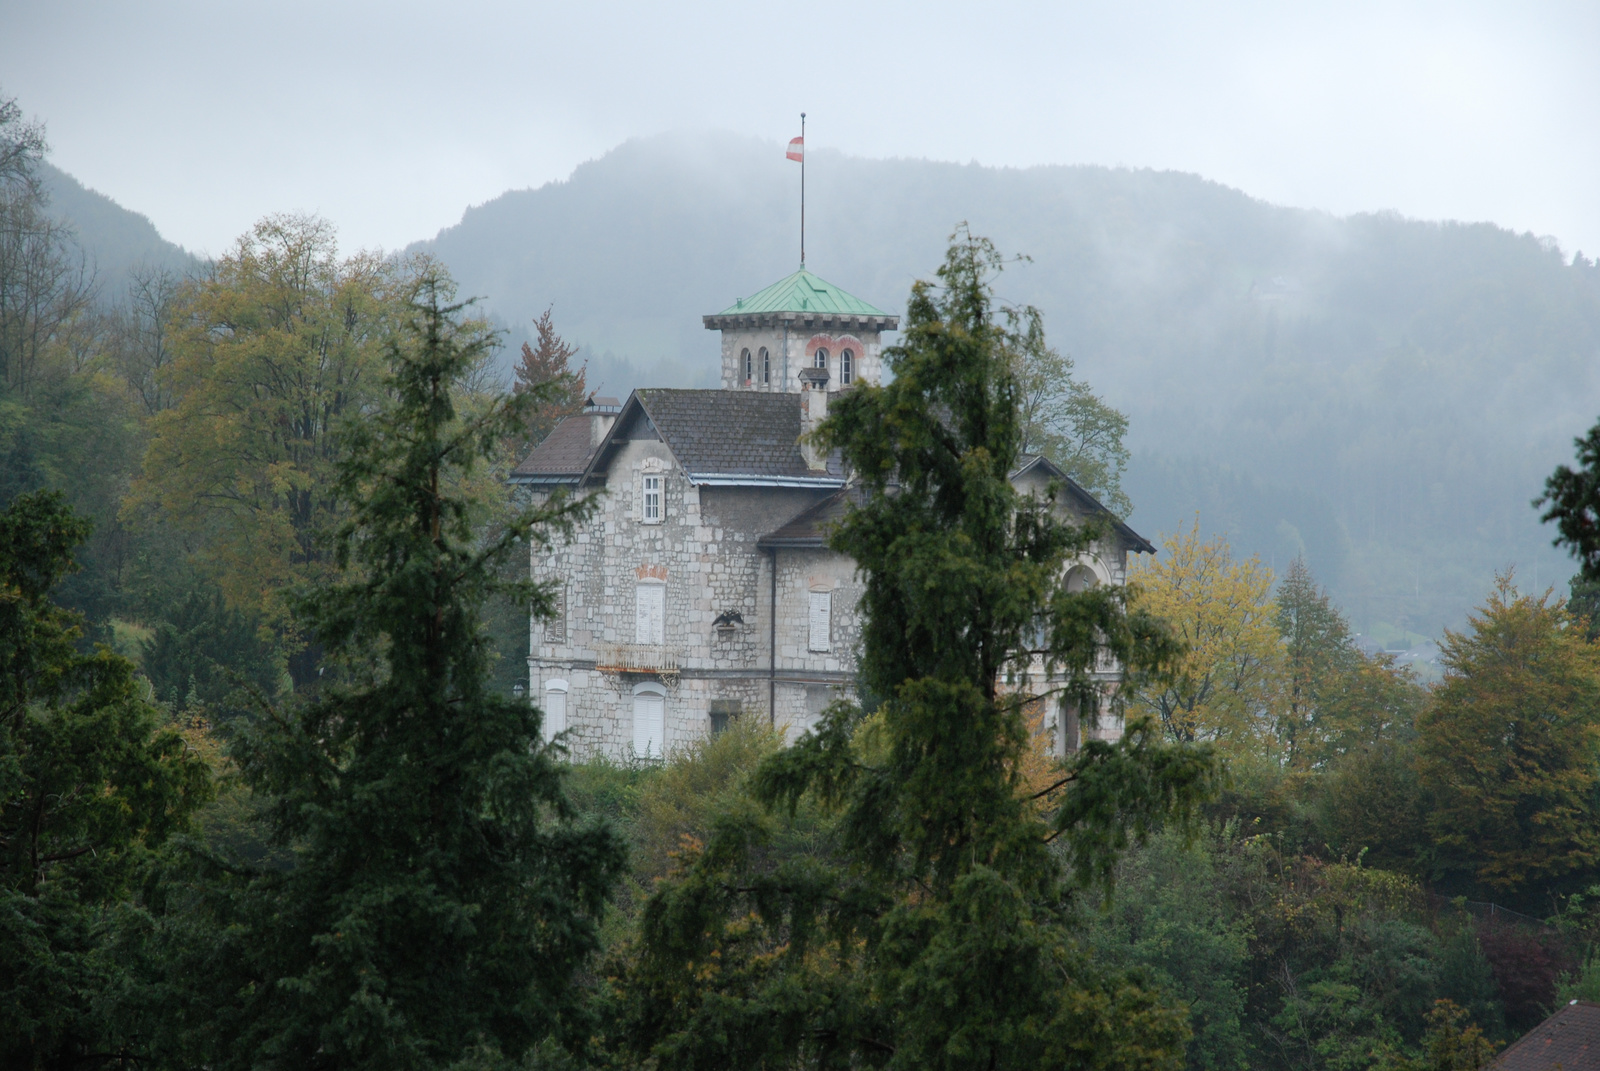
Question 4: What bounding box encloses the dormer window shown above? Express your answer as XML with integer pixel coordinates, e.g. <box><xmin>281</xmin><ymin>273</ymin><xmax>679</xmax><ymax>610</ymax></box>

<box><xmin>642</xmin><ymin>475</ymin><xmax>662</xmax><ymax>523</ymax></box>
<box><xmin>840</xmin><ymin>348</ymin><xmax>853</xmax><ymax>384</ymax></box>
<box><xmin>814</xmin><ymin>347</ymin><xmax>828</xmax><ymax>370</ymax></box>
<box><xmin>742</xmin><ymin>348</ymin><xmax>752</xmax><ymax>384</ymax></box>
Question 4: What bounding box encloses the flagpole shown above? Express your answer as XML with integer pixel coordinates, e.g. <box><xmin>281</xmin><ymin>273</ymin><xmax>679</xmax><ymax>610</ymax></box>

<box><xmin>799</xmin><ymin>112</ymin><xmax>806</xmax><ymax>267</ymax></box>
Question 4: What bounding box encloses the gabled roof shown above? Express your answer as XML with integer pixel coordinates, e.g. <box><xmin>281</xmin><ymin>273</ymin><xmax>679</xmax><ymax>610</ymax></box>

<box><xmin>704</xmin><ymin>268</ymin><xmax>899</xmax><ymax>332</ymax></box>
<box><xmin>581</xmin><ymin>389</ymin><xmax>844</xmax><ymax>488</ymax></box>
<box><xmin>1497</xmin><ymin>1001</ymin><xmax>1600</xmax><ymax>1071</ymax></box>
<box><xmin>508</xmin><ymin>414</ymin><xmax>597</xmax><ymax>487</ymax></box>
<box><xmin>757</xmin><ymin>458</ymin><xmax>1155</xmax><ymax>553</ymax></box>
<box><xmin>1010</xmin><ymin>454</ymin><xmax>1156</xmax><ymax>554</ymax></box>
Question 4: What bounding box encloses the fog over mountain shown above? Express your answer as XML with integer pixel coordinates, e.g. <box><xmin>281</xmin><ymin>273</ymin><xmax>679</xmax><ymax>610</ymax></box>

<box><xmin>36</xmin><ymin>161</ymin><xmax>199</xmax><ymax>293</ymax></box>
<box><xmin>43</xmin><ymin>130</ymin><xmax>1599</xmax><ymax>644</ymax></box>
<box><xmin>409</xmin><ymin>131</ymin><xmax>1600</xmax><ymax>643</ymax></box>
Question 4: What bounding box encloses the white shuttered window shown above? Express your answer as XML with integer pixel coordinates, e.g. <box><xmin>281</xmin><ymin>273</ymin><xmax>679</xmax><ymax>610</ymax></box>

<box><xmin>635</xmin><ymin>583</ymin><xmax>665</xmax><ymax>645</ymax></box>
<box><xmin>542</xmin><ymin>680</ymin><xmax>568</xmax><ymax>741</ymax></box>
<box><xmin>808</xmin><ymin>591</ymin><xmax>831</xmax><ymax>652</ymax></box>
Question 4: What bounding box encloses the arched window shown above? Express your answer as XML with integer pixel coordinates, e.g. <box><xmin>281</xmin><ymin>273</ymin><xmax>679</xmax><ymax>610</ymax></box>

<box><xmin>840</xmin><ymin>348</ymin><xmax>853</xmax><ymax>384</ymax></box>
<box><xmin>632</xmin><ymin>681</ymin><xmax>666</xmax><ymax>759</ymax></box>
<box><xmin>814</xmin><ymin>347</ymin><xmax>828</xmax><ymax>370</ymax></box>
<box><xmin>760</xmin><ymin>347</ymin><xmax>770</xmax><ymax>384</ymax></box>
<box><xmin>742</xmin><ymin>348</ymin><xmax>752</xmax><ymax>383</ymax></box>
<box><xmin>543</xmin><ymin>679</ymin><xmax>569</xmax><ymax>742</ymax></box>
<box><xmin>1065</xmin><ymin>565</ymin><xmax>1098</xmax><ymax>593</ymax></box>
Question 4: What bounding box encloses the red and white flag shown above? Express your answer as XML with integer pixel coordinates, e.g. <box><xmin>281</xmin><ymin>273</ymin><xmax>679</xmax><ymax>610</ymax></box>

<box><xmin>786</xmin><ymin>137</ymin><xmax>804</xmax><ymax>162</ymax></box>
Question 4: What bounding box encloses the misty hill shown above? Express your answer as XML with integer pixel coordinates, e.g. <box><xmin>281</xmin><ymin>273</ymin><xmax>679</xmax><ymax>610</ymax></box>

<box><xmin>419</xmin><ymin>131</ymin><xmax>1600</xmax><ymax>641</ymax></box>
<box><xmin>38</xmin><ymin>160</ymin><xmax>199</xmax><ymax>294</ymax></box>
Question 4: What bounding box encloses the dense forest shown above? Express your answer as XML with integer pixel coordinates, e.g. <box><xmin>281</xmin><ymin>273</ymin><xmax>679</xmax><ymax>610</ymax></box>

<box><xmin>12</xmin><ymin>92</ymin><xmax>1600</xmax><ymax>1071</ymax></box>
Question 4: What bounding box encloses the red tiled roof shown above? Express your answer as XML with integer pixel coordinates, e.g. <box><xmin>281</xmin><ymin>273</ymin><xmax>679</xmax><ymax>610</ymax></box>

<box><xmin>1498</xmin><ymin>1002</ymin><xmax>1600</xmax><ymax>1071</ymax></box>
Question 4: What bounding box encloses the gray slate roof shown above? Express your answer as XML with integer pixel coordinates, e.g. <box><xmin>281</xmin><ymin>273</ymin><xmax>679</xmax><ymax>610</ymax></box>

<box><xmin>509</xmin><ymin>415</ymin><xmax>596</xmax><ymax>484</ymax></box>
<box><xmin>758</xmin><ymin>488</ymin><xmax>862</xmax><ymax>548</ymax></box>
<box><xmin>631</xmin><ymin>389</ymin><xmax>842</xmax><ymax>481</ymax></box>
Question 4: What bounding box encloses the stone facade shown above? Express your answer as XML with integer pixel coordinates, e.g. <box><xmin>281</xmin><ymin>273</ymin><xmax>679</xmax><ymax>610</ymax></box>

<box><xmin>511</xmin><ymin>269</ymin><xmax>1153</xmax><ymax>762</ymax></box>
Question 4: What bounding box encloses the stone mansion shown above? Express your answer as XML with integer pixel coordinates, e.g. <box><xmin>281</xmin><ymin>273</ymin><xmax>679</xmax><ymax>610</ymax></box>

<box><xmin>511</xmin><ymin>267</ymin><xmax>1154</xmax><ymax>761</ymax></box>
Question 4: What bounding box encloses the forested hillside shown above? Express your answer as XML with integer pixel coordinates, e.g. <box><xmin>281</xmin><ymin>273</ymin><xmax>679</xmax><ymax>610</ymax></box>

<box><xmin>416</xmin><ymin>131</ymin><xmax>1600</xmax><ymax>639</ymax></box>
<box><xmin>38</xmin><ymin>160</ymin><xmax>198</xmax><ymax>289</ymax></box>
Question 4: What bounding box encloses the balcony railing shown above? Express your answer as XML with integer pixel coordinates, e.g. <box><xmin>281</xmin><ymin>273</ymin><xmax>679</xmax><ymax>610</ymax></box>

<box><xmin>595</xmin><ymin>643</ymin><xmax>679</xmax><ymax>676</ymax></box>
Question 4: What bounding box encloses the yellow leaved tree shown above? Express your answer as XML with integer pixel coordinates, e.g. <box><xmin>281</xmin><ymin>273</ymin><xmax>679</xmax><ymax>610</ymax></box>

<box><xmin>1128</xmin><ymin>517</ymin><xmax>1283</xmax><ymax>750</ymax></box>
<box><xmin>127</xmin><ymin>215</ymin><xmax>429</xmax><ymax>681</ymax></box>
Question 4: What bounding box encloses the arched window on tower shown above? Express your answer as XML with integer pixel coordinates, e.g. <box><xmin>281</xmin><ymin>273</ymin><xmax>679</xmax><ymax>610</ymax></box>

<box><xmin>760</xmin><ymin>347</ymin><xmax>770</xmax><ymax>384</ymax></box>
<box><xmin>742</xmin><ymin>348</ymin><xmax>752</xmax><ymax>384</ymax></box>
<box><xmin>840</xmin><ymin>348</ymin><xmax>854</xmax><ymax>384</ymax></box>
<box><xmin>814</xmin><ymin>347</ymin><xmax>828</xmax><ymax>371</ymax></box>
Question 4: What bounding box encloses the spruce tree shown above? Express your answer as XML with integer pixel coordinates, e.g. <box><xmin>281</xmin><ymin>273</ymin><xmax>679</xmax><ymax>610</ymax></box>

<box><xmin>167</xmin><ymin>277</ymin><xmax>624</xmax><ymax>1070</ymax></box>
<box><xmin>618</xmin><ymin>230</ymin><xmax>1218</xmax><ymax>1071</ymax></box>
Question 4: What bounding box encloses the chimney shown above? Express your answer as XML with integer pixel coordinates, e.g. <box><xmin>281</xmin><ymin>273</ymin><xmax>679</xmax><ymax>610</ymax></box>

<box><xmin>585</xmin><ymin>394</ymin><xmax>621</xmax><ymax>449</ymax></box>
<box><xmin>798</xmin><ymin>367</ymin><xmax>829</xmax><ymax>470</ymax></box>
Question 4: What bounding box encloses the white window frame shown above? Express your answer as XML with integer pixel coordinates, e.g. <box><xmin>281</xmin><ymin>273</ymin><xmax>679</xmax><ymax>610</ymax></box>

<box><xmin>635</xmin><ymin>581</ymin><xmax>665</xmax><ymax>646</ymax></box>
<box><xmin>632</xmin><ymin>681</ymin><xmax>666</xmax><ymax>759</ymax></box>
<box><xmin>808</xmin><ymin>590</ymin><xmax>832</xmax><ymax>653</ymax></box>
<box><xmin>542</xmin><ymin>679</ymin><xmax>569</xmax><ymax>742</ymax></box>
<box><xmin>814</xmin><ymin>347</ymin><xmax>828</xmax><ymax>370</ymax></box>
<box><xmin>840</xmin><ymin>348</ymin><xmax>853</xmax><ymax>384</ymax></box>
<box><xmin>641</xmin><ymin>474</ymin><xmax>663</xmax><ymax>524</ymax></box>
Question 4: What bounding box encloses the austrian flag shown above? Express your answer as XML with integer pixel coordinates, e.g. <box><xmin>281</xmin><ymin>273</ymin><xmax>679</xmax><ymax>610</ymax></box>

<box><xmin>786</xmin><ymin>137</ymin><xmax>804</xmax><ymax>162</ymax></box>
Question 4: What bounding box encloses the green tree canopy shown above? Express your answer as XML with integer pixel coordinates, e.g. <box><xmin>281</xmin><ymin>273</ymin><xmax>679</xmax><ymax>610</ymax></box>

<box><xmin>1415</xmin><ymin>575</ymin><xmax>1600</xmax><ymax>895</ymax></box>
<box><xmin>129</xmin><ymin>215</ymin><xmax>426</xmax><ymax>666</ymax></box>
<box><xmin>0</xmin><ymin>490</ymin><xmax>211</xmax><ymax>1067</ymax></box>
<box><xmin>153</xmin><ymin>277</ymin><xmax>625</xmax><ymax>1070</ymax></box>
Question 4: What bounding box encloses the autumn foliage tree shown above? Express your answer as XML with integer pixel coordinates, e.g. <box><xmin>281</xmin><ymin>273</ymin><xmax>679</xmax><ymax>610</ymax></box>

<box><xmin>511</xmin><ymin>305</ymin><xmax>586</xmax><ymax>451</ymax></box>
<box><xmin>1129</xmin><ymin>518</ymin><xmax>1282</xmax><ymax>749</ymax></box>
<box><xmin>130</xmin><ymin>215</ymin><xmax>432</xmax><ymax>678</ymax></box>
<box><xmin>1415</xmin><ymin>575</ymin><xmax>1600</xmax><ymax>895</ymax></box>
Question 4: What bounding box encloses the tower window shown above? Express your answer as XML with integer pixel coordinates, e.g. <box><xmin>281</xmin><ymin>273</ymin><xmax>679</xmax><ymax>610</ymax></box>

<box><xmin>814</xmin><ymin>347</ymin><xmax>828</xmax><ymax>370</ymax></box>
<box><xmin>742</xmin><ymin>348</ymin><xmax>752</xmax><ymax>383</ymax></box>
<box><xmin>760</xmin><ymin>347</ymin><xmax>770</xmax><ymax>383</ymax></box>
<box><xmin>840</xmin><ymin>348</ymin><xmax>853</xmax><ymax>384</ymax></box>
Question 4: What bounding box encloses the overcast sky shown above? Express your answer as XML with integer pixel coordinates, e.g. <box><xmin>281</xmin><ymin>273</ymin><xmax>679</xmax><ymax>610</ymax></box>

<box><xmin>3</xmin><ymin>0</ymin><xmax>1597</xmax><ymax>260</ymax></box>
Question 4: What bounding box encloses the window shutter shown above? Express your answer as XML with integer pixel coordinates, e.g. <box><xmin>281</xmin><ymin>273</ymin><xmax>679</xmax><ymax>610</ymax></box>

<box><xmin>543</xmin><ymin>686</ymin><xmax>567</xmax><ymax>739</ymax></box>
<box><xmin>808</xmin><ymin>591</ymin><xmax>831</xmax><ymax>652</ymax></box>
<box><xmin>633</xmin><ymin>693</ymin><xmax>665</xmax><ymax>758</ymax></box>
<box><xmin>636</xmin><ymin>583</ymin><xmax>665</xmax><ymax>645</ymax></box>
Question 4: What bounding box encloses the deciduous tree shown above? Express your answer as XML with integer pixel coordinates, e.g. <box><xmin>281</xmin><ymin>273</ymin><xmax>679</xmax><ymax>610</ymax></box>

<box><xmin>1130</xmin><ymin>518</ymin><xmax>1282</xmax><ymax>750</ymax></box>
<box><xmin>130</xmin><ymin>215</ymin><xmax>427</xmax><ymax>674</ymax></box>
<box><xmin>1414</xmin><ymin>575</ymin><xmax>1600</xmax><ymax>894</ymax></box>
<box><xmin>511</xmin><ymin>305</ymin><xmax>586</xmax><ymax>451</ymax></box>
<box><xmin>1011</xmin><ymin>307</ymin><xmax>1132</xmax><ymax>516</ymax></box>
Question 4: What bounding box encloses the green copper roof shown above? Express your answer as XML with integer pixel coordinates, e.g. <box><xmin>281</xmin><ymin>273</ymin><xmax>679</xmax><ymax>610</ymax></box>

<box><xmin>717</xmin><ymin>268</ymin><xmax>890</xmax><ymax>318</ymax></box>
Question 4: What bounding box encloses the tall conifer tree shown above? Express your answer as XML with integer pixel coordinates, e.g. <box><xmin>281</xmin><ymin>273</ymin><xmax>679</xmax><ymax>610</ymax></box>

<box><xmin>618</xmin><ymin>229</ymin><xmax>1218</xmax><ymax>1071</ymax></box>
<box><xmin>164</xmin><ymin>277</ymin><xmax>624</xmax><ymax>1070</ymax></box>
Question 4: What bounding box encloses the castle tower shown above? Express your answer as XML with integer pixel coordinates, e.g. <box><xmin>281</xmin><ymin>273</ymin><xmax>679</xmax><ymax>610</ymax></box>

<box><xmin>703</xmin><ymin>268</ymin><xmax>899</xmax><ymax>393</ymax></box>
